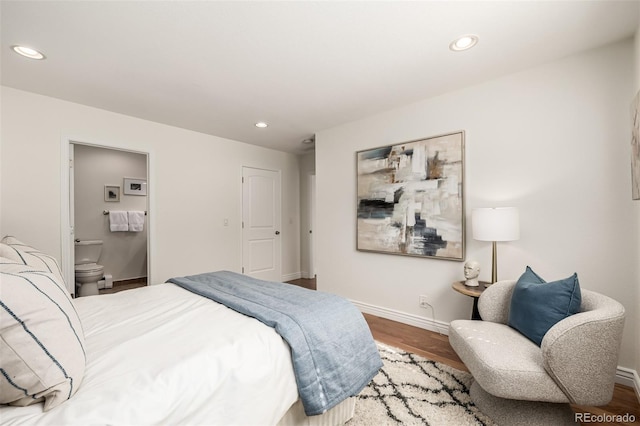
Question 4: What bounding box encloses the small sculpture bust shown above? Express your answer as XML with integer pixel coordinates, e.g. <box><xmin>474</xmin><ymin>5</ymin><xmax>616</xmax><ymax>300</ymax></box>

<box><xmin>463</xmin><ymin>260</ymin><xmax>481</xmax><ymax>287</ymax></box>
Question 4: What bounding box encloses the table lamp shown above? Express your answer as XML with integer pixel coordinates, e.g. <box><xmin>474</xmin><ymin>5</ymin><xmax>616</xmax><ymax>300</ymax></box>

<box><xmin>472</xmin><ymin>207</ymin><xmax>520</xmax><ymax>283</ymax></box>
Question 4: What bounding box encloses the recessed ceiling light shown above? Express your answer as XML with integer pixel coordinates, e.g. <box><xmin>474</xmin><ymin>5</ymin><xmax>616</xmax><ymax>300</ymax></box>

<box><xmin>449</xmin><ymin>35</ymin><xmax>478</xmax><ymax>52</ymax></box>
<box><xmin>255</xmin><ymin>122</ymin><xmax>268</xmax><ymax>128</ymax></box>
<box><xmin>12</xmin><ymin>45</ymin><xmax>46</xmax><ymax>60</ymax></box>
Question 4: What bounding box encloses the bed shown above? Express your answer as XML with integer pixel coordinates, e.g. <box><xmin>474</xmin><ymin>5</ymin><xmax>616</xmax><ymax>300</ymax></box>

<box><xmin>0</xmin><ymin>237</ymin><xmax>381</xmax><ymax>425</ymax></box>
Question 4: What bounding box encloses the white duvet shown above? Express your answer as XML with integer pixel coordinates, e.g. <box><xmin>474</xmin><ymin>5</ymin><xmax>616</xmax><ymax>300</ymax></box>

<box><xmin>0</xmin><ymin>283</ymin><xmax>299</xmax><ymax>425</ymax></box>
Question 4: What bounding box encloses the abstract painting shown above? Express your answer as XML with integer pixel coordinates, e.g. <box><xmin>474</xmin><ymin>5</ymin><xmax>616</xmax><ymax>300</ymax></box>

<box><xmin>632</xmin><ymin>90</ymin><xmax>639</xmax><ymax>200</ymax></box>
<box><xmin>357</xmin><ymin>131</ymin><xmax>465</xmax><ymax>260</ymax></box>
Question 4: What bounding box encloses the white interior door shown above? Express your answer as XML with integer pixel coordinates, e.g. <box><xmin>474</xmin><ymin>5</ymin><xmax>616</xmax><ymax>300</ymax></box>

<box><xmin>242</xmin><ymin>167</ymin><xmax>281</xmax><ymax>281</ymax></box>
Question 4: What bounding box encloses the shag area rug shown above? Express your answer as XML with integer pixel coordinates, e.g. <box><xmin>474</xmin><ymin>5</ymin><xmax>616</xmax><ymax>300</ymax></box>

<box><xmin>349</xmin><ymin>342</ymin><xmax>495</xmax><ymax>426</ymax></box>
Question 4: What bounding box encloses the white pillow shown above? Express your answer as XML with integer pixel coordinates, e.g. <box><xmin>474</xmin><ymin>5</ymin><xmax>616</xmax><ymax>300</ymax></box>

<box><xmin>0</xmin><ymin>260</ymin><xmax>86</xmax><ymax>411</ymax></box>
<box><xmin>0</xmin><ymin>236</ymin><xmax>65</xmax><ymax>284</ymax></box>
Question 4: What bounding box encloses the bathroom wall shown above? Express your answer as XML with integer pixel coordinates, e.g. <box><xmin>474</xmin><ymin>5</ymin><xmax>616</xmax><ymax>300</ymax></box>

<box><xmin>74</xmin><ymin>144</ymin><xmax>147</xmax><ymax>281</ymax></box>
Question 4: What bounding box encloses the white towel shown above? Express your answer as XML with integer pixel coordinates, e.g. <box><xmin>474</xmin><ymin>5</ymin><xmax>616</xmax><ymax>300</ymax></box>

<box><xmin>109</xmin><ymin>211</ymin><xmax>129</xmax><ymax>232</ymax></box>
<box><xmin>128</xmin><ymin>211</ymin><xmax>145</xmax><ymax>232</ymax></box>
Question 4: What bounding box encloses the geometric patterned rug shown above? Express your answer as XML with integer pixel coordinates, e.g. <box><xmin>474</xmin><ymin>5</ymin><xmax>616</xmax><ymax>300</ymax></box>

<box><xmin>348</xmin><ymin>342</ymin><xmax>496</xmax><ymax>426</ymax></box>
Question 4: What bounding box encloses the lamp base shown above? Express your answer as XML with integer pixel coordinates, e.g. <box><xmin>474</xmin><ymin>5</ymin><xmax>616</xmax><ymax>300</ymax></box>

<box><xmin>491</xmin><ymin>241</ymin><xmax>497</xmax><ymax>284</ymax></box>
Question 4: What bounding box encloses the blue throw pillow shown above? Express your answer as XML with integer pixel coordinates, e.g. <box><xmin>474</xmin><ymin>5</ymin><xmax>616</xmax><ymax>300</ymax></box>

<box><xmin>508</xmin><ymin>266</ymin><xmax>582</xmax><ymax>346</ymax></box>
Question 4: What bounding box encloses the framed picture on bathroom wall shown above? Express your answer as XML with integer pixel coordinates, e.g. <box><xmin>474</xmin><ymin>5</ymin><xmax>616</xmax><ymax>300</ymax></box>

<box><xmin>104</xmin><ymin>185</ymin><xmax>120</xmax><ymax>202</ymax></box>
<box><xmin>123</xmin><ymin>178</ymin><xmax>147</xmax><ymax>196</ymax></box>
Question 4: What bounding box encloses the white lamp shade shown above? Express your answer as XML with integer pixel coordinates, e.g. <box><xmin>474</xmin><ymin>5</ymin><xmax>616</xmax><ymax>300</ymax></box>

<box><xmin>472</xmin><ymin>207</ymin><xmax>520</xmax><ymax>242</ymax></box>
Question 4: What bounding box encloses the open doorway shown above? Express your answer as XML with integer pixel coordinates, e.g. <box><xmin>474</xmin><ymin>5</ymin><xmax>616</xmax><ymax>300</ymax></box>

<box><xmin>74</xmin><ymin>144</ymin><xmax>148</xmax><ymax>295</ymax></box>
<box><xmin>61</xmin><ymin>139</ymin><xmax>152</xmax><ymax>297</ymax></box>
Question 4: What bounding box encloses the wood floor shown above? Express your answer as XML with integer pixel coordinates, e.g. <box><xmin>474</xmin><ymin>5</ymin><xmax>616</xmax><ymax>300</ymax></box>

<box><xmin>288</xmin><ymin>277</ymin><xmax>640</xmax><ymax>425</ymax></box>
<box><xmin>100</xmin><ymin>276</ymin><xmax>639</xmax><ymax>423</ymax></box>
<box><xmin>98</xmin><ymin>277</ymin><xmax>147</xmax><ymax>295</ymax></box>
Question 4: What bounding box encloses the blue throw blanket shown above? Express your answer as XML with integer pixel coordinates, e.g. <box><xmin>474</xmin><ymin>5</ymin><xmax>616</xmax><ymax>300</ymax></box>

<box><xmin>168</xmin><ymin>271</ymin><xmax>382</xmax><ymax>416</ymax></box>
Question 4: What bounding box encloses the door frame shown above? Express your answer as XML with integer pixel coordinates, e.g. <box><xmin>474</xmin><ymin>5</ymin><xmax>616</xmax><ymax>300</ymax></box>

<box><xmin>308</xmin><ymin>173</ymin><xmax>316</xmax><ymax>278</ymax></box>
<box><xmin>60</xmin><ymin>136</ymin><xmax>154</xmax><ymax>295</ymax></box>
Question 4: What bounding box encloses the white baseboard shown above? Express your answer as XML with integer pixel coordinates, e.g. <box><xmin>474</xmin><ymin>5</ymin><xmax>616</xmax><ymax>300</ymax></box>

<box><xmin>282</xmin><ymin>272</ymin><xmax>302</xmax><ymax>282</ymax></box>
<box><xmin>114</xmin><ymin>275</ymin><xmax>147</xmax><ymax>283</ymax></box>
<box><xmin>616</xmin><ymin>367</ymin><xmax>640</xmax><ymax>402</ymax></box>
<box><xmin>283</xmin><ymin>271</ymin><xmax>317</xmax><ymax>281</ymax></box>
<box><xmin>352</xmin><ymin>299</ymin><xmax>639</xmax><ymax>400</ymax></box>
<box><xmin>350</xmin><ymin>299</ymin><xmax>449</xmax><ymax>335</ymax></box>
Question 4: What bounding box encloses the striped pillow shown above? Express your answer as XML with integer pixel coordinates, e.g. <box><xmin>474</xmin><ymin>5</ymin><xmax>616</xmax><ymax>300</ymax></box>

<box><xmin>0</xmin><ymin>260</ymin><xmax>86</xmax><ymax>411</ymax></box>
<box><xmin>0</xmin><ymin>236</ymin><xmax>65</xmax><ymax>284</ymax></box>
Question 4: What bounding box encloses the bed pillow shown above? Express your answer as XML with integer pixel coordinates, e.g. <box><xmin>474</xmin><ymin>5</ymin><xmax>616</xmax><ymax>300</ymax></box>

<box><xmin>0</xmin><ymin>236</ymin><xmax>65</xmax><ymax>284</ymax></box>
<box><xmin>0</xmin><ymin>260</ymin><xmax>86</xmax><ymax>411</ymax></box>
<box><xmin>508</xmin><ymin>266</ymin><xmax>581</xmax><ymax>346</ymax></box>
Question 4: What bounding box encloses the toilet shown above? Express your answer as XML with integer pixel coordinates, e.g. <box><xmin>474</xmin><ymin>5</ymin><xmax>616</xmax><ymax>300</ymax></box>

<box><xmin>75</xmin><ymin>240</ymin><xmax>105</xmax><ymax>297</ymax></box>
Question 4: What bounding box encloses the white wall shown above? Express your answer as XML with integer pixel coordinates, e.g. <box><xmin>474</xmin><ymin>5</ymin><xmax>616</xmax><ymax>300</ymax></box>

<box><xmin>0</xmin><ymin>87</ymin><xmax>301</xmax><ymax>284</ymax></box>
<box><xmin>74</xmin><ymin>144</ymin><xmax>147</xmax><ymax>281</ymax></box>
<box><xmin>634</xmin><ymin>12</ymin><xmax>640</xmax><ymax>392</ymax></box>
<box><xmin>316</xmin><ymin>39</ymin><xmax>638</xmax><ymax>369</ymax></box>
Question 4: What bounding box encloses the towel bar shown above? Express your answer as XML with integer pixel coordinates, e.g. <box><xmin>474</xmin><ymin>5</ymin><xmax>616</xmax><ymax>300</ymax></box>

<box><xmin>103</xmin><ymin>210</ymin><xmax>147</xmax><ymax>215</ymax></box>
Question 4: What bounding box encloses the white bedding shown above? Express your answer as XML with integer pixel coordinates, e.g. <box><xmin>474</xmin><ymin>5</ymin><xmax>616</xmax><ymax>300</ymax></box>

<box><xmin>0</xmin><ymin>283</ymin><xmax>299</xmax><ymax>425</ymax></box>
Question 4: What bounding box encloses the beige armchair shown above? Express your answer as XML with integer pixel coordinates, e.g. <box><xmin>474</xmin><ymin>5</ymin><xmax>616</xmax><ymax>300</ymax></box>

<box><xmin>449</xmin><ymin>280</ymin><xmax>626</xmax><ymax>426</ymax></box>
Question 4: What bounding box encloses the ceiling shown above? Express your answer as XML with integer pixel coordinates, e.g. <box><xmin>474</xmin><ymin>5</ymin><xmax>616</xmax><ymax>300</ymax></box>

<box><xmin>1</xmin><ymin>1</ymin><xmax>638</xmax><ymax>154</ymax></box>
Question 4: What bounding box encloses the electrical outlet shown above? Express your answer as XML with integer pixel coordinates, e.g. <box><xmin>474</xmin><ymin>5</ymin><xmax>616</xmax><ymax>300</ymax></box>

<box><xmin>419</xmin><ymin>295</ymin><xmax>431</xmax><ymax>308</ymax></box>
